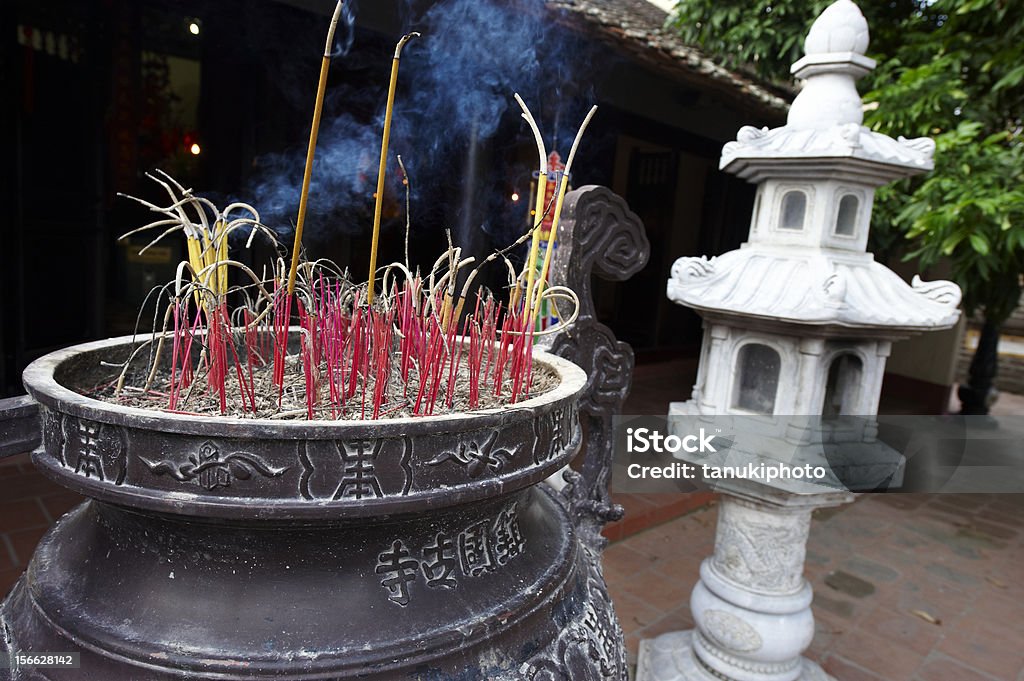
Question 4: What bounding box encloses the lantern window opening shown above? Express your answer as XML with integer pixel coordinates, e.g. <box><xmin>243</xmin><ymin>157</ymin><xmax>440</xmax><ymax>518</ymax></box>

<box><xmin>833</xmin><ymin>193</ymin><xmax>860</xmax><ymax>237</ymax></box>
<box><xmin>779</xmin><ymin>190</ymin><xmax>808</xmax><ymax>231</ymax></box>
<box><xmin>822</xmin><ymin>353</ymin><xmax>864</xmax><ymax>419</ymax></box>
<box><xmin>731</xmin><ymin>343</ymin><xmax>781</xmax><ymax>415</ymax></box>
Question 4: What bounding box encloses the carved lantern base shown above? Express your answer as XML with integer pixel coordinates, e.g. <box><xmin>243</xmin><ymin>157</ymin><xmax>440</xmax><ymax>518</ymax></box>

<box><xmin>0</xmin><ymin>336</ymin><xmax>626</xmax><ymax>680</ymax></box>
<box><xmin>637</xmin><ymin>493</ymin><xmax>850</xmax><ymax>681</ymax></box>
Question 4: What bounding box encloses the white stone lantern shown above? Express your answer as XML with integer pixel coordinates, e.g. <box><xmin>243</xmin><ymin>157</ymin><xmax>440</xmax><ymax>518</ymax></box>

<box><xmin>637</xmin><ymin>2</ymin><xmax>962</xmax><ymax>680</ymax></box>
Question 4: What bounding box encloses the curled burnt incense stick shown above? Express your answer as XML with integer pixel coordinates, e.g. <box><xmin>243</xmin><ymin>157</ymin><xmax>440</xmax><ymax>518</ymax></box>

<box><xmin>513</xmin><ymin>93</ymin><xmax>548</xmax><ymax>315</ymax></box>
<box><xmin>530</xmin><ymin>105</ymin><xmax>597</xmax><ymax>323</ymax></box>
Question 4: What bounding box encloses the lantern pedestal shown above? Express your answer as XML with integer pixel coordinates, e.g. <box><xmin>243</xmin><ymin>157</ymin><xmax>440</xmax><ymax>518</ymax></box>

<box><xmin>637</xmin><ymin>488</ymin><xmax>850</xmax><ymax>681</ymax></box>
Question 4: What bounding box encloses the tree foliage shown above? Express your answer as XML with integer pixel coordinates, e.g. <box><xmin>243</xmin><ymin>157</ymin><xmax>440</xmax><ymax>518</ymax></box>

<box><xmin>671</xmin><ymin>0</ymin><xmax>1024</xmax><ymax>322</ymax></box>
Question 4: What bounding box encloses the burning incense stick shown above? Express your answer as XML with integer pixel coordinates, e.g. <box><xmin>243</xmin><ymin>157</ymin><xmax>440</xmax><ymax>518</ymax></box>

<box><xmin>367</xmin><ymin>32</ymin><xmax>419</xmax><ymax>305</ymax></box>
<box><xmin>530</xmin><ymin>105</ymin><xmax>597</xmax><ymax>322</ymax></box>
<box><xmin>286</xmin><ymin>1</ymin><xmax>345</xmax><ymax>297</ymax></box>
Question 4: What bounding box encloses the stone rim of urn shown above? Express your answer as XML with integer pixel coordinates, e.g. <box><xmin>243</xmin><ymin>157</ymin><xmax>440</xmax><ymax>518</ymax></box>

<box><xmin>639</xmin><ymin>1</ymin><xmax>962</xmax><ymax>681</ymax></box>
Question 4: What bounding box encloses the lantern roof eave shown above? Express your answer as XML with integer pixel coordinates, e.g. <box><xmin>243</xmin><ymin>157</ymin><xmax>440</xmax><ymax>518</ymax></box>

<box><xmin>666</xmin><ymin>248</ymin><xmax>962</xmax><ymax>333</ymax></box>
<box><xmin>720</xmin><ymin>124</ymin><xmax>935</xmax><ymax>185</ymax></box>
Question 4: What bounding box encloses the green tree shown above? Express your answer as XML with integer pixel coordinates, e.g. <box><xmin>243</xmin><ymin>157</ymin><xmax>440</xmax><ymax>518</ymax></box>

<box><xmin>671</xmin><ymin>0</ymin><xmax>1024</xmax><ymax>414</ymax></box>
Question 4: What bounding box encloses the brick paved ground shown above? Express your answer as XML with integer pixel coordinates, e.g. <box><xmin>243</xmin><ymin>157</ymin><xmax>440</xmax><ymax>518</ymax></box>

<box><xmin>0</xmin><ymin>454</ymin><xmax>81</xmax><ymax>596</ymax></box>
<box><xmin>604</xmin><ymin>493</ymin><xmax>1024</xmax><ymax>681</ymax></box>
<box><xmin>602</xmin><ymin>382</ymin><xmax>1024</xmax><ymax>681</ymax></box>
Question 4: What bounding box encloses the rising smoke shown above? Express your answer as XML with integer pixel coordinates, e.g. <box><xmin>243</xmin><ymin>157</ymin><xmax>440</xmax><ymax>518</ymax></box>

<box><xmin>244</xmin><ymin>0</ymin><xmax>599</xmax><ymax>271</ymax></box>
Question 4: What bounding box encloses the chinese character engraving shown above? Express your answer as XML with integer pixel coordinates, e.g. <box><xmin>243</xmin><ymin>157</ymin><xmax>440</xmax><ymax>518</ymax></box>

<box><xmin>375</xmin><ymin>540</ymin><xmax>420</xmax><ymax>607</ymax></box>
<box><xmin>375</xmin><ymin>502</ymin><xmax>526</xmax><ymax>606</ymax></box>
<box><xmin>459</xmin><ymin>519</ymin><xmax>495</xmax><ymax>576</ymax></box>
<box><xmin>420</xmin><ymin>532</ymin><xmax>458</xmax><ymax>589</ymax></box>
<box><xmin>74</xmin><ymin>421</ymin><xmax>102</xmax><ymax>479</ymax></box>
<box><xmin>491</xmin><ymin>502</ymin><xmax>525</xmax><ymax>566</ymax></box>
<box><xmin>336</xmin><ymin>439</ymin><xmax>383</xmax><ymax>499</ymax></box>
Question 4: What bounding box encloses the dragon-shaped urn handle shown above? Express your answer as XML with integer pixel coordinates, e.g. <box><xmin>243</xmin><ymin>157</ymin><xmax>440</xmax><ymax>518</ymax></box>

<box><xmin>537</xmin><ymin>185</ymin><xmax>650</xmax><ymax>551</ymax></box>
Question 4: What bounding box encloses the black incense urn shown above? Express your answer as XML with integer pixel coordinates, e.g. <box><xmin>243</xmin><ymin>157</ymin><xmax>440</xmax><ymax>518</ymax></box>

<box><xmin>0</xmin><ymin>335</ymin><xmax>623</xmax><ymax>680</ymax></box>
<box><xmin>0</xmin><ymin>184</ymin><xmax>650</xmax><ymax>680</ymax></box>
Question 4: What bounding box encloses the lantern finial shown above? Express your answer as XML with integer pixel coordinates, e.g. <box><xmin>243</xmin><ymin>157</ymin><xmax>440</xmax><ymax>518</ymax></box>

<box><xmin>787</xmin><ymin>0</ymin><xmax>875</xmax><ymax>128</ymax></box>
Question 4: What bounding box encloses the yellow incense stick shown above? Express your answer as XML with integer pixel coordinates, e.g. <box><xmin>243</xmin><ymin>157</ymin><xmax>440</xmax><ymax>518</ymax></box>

<box><xmin>286</xmin><ymin>1</ymin><xmax>344</xmax><ymax>297</ymax></box>
<box><xmin>186</xmin><ymin>237</ymin><xmax>202</xmax><ymax>275</ymax></box>
<box><xmin>367</xmin><ymin>32</ymin><xmax>419</xmax><ymax>306</ymax></box>
<box><xmin>529</xmin><ymin>173</ymin><xmax>568</xmax><ymax>321</ymax></box>
<box><xmin>216</xmin><ymin>220</ymin><xmax>228</xmax><ymax>296</ymax></box>
<box><xmin>524</xmin><ymin>169</ymin><xmax>547</xmax><ymax>310</ymax></box>
<box><xmin>531</xmin><ymin>106</ymin><xmax>597</xmax><ymax>324</ymax></box>
<box><xmin>185</xmin><ymin>235</ymin><xmax>204</xmax><ymax>308</ymax></box>
<box><xmin>200</xmin><ymin>228</ymin><xmax>215</xmax><ymax>288</ymax></box>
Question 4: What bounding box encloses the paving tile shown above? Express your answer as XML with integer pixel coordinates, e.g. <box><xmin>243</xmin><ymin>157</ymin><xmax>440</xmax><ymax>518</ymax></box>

<box><xmin>647</xmin><ymin>544</ymin><xmax>704</xmax><ymax>581</ymax></box>
<box><xmin>0</xmin><ymin>568</ymin><xmax>22</xmax><ymax>599</ymax></box>
<box><xmin>805</xmin><ymin>618</ymin><xmax>836</xmax><ymax>662</ymax></box>
<box><xmin>959</xmin><ymin>592</ymin><xmax>1024</xmax><ymax>637</ymax></box>
<box><xmin>0</xmin><ymin>536</ymin><xmax>16</xmax><ymax>571</ymax></box>
<box><xmin>966</xmin><ymin>519</ymin><xmax>1018</xmax><ymax>541</ymax></box>
<box><xmin>0</xmin><ymin>454</ymin><xmax>31</xmax><ymax>468</ymax></box>
<box><xmin>974</xmin><ymin>505</ymin><xmax>1024</xmax><ymax>529</ymax></box>
<box><xmin>889</xmin><ymin>578</ymin><xmax>972</xmax><ymax>624</ymax></box>
<box><xmin>636</xmin><ymin>604</ymin><xmax>694</xmax><ymax>640</ymax></box>
<box><xmin>813</xmin><ymin>591</ymin><xmax>859</xmax><ymax>620</ymax></box>
<box><xmin>858</xmin><ymin>543</ymin><xmax>924</xmax><ymax>574</ymax></box>
<box><xmin>829</xmin><ymin>627</ymin><xmax>926</xmax><ymax>681</ymax></box>
<box><xmin>941</xmin><ymin>494</ymin><xmax>988</xmax><ymax>511</ymax></box>
<box><xmin>936</xmin><ymin>623</ymin><xmax>1024</xmax><ymax>681</ymax></box>
<box><xmin>988</xmin><ymin>497</ymin><xmax>1024</xmax><ymax>516</ymax></box>
<box><xmin>805</xmin><ymin>548</ymin><xmax>831</xmax><ymax>567</ymax></box>
<box><xmin>603</xmin><ymin>542</ymin><xmax>659</xmax><ymax>582</ymax></box>
<box><xmin>924</xmin><ymin>562</ymin><xmax>981</xmax><ymax>587</ymax></box>
<box><xmin>822</xmin><ymin>654</ymin><xmax>888</xmax><ymax>681</ymax></box>
<box><xmin>952</xmin><ymin>525</ymin><xmax>1009</xmax><ymax>551</ymax></box>
<box><xmin>861</xmin><ymin>603</ymin><xmax>942</xmax><ymax>657</ymax></box>
<box><xmin>0</xmin><ymin>499</ymin><xmax>49</xmax><ymax>532</ymax></box>
<box><xmin>7</xmin><ymin>526</ymin><xmax>49</xmax><ymax>566</ymax></box>
<box><xmin>606</xmin><ymin>589</ymin><xmax>663</xmax><ymax>635</ymax></box>
<box><xmin>824</xmin><ymin>570</ymin><xmax>876</xmax><ymax>599</ymax></box>
<box><xmin>874</xmin><ymin>494</ymin><xmax>927</xmax><ymax>511</ymax></box>
<box><xmin>41</xmin><ymin>492</ymin><xmax>85</xmax><ymax>523</ymax></box>
<box><xmin>618</xmin><ymin>566</ymin><xmax>692</xmax><ymax>612</ymax></box>
<box><xmin>843</xmin><ymin>555</ymin><xmax>901</xmax><ymax>582</ymax></box>
<box><xmin>926</xmin><ymin>500</ymin><xmax>975</xmax><ymax>518</ymax></box>
<box><xmin>0</xmin><ymin>471</ymin><xmax>66</xmax><ymax>503</ymax></box>
<box><xmin>914</xmin><ymin>653</ymin><xmax>1004</xmax><ymax>681</ymax></box>
<box><xmin>626</xmin><ymin>522</ymin><xmax>693</xmax><ymax>560</ymax></box>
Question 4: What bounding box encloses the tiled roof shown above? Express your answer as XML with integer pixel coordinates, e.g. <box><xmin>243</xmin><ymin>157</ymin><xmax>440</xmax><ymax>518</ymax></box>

<box><xmin>548</xmin><ymin>0</ymin><xmax>791</xmax><ymax>115</ymax></box>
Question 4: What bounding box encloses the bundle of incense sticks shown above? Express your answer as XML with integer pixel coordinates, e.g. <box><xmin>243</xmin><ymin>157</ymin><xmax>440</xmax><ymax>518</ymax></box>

<box><xmin>110</xmin><ymin>6</ymin><xmax>596</xmax><ymax>420</ymax></box>
<box><xmin>142</xmin><ymin>270</ymin><xmax>539</xmax><ymax>419</ymax></box>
